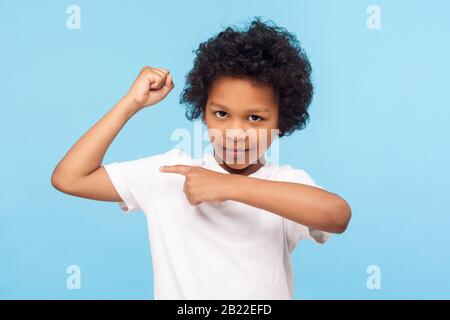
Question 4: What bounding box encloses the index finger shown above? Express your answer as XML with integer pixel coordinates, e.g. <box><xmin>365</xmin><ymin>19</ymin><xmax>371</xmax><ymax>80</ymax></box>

<box><xmin>159</xmin><ymin>164</ymin><xmax>192</xmax><ymax>175</ymax></box>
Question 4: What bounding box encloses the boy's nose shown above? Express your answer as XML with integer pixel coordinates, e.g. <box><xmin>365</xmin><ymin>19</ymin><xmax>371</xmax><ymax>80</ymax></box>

<box><xmin>225</xmin><ymin>127</ymin><xmax>248</xmax><ymax>139</ymax></box>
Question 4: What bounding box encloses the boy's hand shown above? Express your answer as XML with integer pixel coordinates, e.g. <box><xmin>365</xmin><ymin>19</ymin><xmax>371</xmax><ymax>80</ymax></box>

<box><xmin>159</xmin><ymin>165</ymin><xmax>238</xmax><ymax>205</ymax></box>
<box><xmin>125</xmin><ymin>66</ymin><xmax>174</xmax><ymax>111</ymax></box>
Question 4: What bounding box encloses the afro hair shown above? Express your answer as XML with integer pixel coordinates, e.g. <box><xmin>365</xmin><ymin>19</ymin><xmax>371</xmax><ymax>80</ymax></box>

<box><xmin>180</xmin><ymin>17</ymin><xmax>314</xmax><ymax>138</ymax></box>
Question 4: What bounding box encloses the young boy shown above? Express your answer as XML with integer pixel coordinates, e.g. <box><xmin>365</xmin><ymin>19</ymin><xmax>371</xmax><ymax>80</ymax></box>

<box><xmin>51</xmin><ymin>17</ymin><xmax>351</xmax><ymax>300</ymax></box>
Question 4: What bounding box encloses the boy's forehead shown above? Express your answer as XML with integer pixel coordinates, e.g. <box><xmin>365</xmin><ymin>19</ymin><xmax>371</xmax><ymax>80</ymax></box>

<box><xmin>207</xmin><ymin>76</ymin><xmax>277</xmax><ymax>111</ymax></box>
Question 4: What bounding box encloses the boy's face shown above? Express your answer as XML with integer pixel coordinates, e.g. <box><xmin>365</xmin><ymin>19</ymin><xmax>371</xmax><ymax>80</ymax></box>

<box><xmin>203</xmin><ymin>76</ymin><xmax>279</xmax><ymax>171</ymax></box>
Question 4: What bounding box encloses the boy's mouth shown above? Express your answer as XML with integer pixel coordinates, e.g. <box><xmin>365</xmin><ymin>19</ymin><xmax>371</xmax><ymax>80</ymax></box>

<box><xmin>223</xmin><ymin>147</ymin><xmax>249</xmax><ymax>152</ymax></box>
<box><xmin>223</xmin><ymin>147</ymin><xmax>250</xmax><ymax>158</ymax></box>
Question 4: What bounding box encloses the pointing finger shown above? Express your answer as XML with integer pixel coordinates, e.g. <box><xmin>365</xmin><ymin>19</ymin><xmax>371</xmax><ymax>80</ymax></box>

<box><xmin>159</xmin><ymin>164</ymin><xmax>192</xmax><ymax>175</ymax></box>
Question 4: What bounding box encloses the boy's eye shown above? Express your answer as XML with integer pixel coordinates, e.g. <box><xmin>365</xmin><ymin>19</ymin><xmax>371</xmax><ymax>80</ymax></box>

<box><xmin>248</xmin><ymin>115</ymin><xmax>263</xmax><ymax>122</ymax></box>
<box><xmin>215</xmin><ymin>111</ymin><xmax>228</xmax><ymax>119</ymax></box>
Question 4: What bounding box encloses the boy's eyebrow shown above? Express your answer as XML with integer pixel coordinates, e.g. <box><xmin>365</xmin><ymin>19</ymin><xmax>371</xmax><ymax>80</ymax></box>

<box><xmin>209</xmin><ymin>101</ymin><xmax>270</xmax><ymax>113</ymax></box>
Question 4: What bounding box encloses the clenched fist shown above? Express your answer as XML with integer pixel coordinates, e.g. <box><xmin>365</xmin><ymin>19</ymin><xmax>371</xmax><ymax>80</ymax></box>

<box><xmin>125</xmin><ymin>66</ymin><xmax>174</xmax><ymax>111</ymax></box>
<box><xmin>159</xmin><ymin>165</ymin><xmax>238</xmax><ymax>205</ymax></box>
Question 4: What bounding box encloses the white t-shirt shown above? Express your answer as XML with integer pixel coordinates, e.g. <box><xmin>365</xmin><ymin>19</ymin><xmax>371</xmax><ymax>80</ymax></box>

<box><xmin>104</xmin><ymin>147</ymin><xmax>331</xmax><ymax>299</ymax></box>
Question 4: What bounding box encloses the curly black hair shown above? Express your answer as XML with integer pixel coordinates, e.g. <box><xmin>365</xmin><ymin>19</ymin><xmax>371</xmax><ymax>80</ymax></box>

<box><xmin>180</xmin><ymin>17</ymin><xmax>314</xmax><ymax>138</ymax></box>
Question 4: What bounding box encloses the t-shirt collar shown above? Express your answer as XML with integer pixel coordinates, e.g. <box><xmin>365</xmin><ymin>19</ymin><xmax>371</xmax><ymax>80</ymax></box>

<box><xmin>202</xmin><ymin>150</ymin><xmax>271</xmax><ymax>177</ymax></box>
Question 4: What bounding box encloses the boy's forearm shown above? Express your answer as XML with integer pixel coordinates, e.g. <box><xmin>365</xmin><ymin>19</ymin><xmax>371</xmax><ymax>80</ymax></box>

<box><xmin>53</xmin><ymin>96</ymin><xmax>139</xmax><ymax>179</ymax></box>
<box><xmin>227</xmin><ymin>175</ymin><xmax>351</xmax><ymax>234</ymax></box>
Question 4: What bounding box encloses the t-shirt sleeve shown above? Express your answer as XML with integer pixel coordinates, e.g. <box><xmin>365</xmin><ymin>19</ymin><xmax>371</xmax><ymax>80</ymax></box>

<box><xmin>103</xmin><ymin>148</ymin><xmax>181</xmax><ymax>214</ymax></box>
<box><xmin>280</xmin><ymin>167</ymin><xmax>332</xmax><ymax>251</ymax></box>
<box><xmin>103</xmin><ymin>158</ymin><xmax>145</xmax><ymax>213</ymax></box>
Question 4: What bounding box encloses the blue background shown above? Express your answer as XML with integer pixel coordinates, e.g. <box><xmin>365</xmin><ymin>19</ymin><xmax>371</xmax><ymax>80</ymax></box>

<box><xmin>1</xmin><ymin>0</ymin><xmax>449</xmax><ymax>299</ymax></box>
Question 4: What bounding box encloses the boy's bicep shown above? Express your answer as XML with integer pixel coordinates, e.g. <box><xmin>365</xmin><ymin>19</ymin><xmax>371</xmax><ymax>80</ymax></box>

<box><xmin>58</xmin><ymin>167</ymin><xmax>124</xmax><ymax>202</ymax></box>
<box><xmin>81</xmin><ymin>167</ymin><xmax>124</xmax><ymax>202</ymax></box>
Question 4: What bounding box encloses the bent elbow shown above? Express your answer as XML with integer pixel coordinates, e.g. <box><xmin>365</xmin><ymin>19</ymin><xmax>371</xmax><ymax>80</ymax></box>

<box><xmin>51</xmin><ymin>170</ymin><xmax>65</xmax><ymax>192</ymax></box>
<box><xmin>51</xmin><ymin>170</ymin><xmax>75</xmax><ymax>194</ymax></box>
<box><xmin>331</xmin><ymin>197</ymin><xmax>352</xmax><ymax>234</ymax></box>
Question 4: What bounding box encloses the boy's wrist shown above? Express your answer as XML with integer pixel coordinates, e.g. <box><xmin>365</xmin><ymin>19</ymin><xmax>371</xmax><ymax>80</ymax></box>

<box><xmin>117</xmin><ymin>96</ymin><xmax>142</xmax><ymax>118</ymax></box>
<box><xmin>224</xmin><ymin>174</ymin><xmax>248</xmax><ymax>201</ymax></box>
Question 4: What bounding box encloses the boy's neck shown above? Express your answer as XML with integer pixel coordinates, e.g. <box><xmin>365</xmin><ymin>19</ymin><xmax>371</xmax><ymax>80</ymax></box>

<box><xmin>212</xmin><ymin>150</ymin><xmax>266</xmax><ymax>176</ymax></box>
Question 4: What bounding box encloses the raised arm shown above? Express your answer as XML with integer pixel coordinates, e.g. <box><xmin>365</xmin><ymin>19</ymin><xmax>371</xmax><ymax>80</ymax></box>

<box><xmin>51</xmin><ymin>66</ymin><xmax>174</xmax><ymax>201</ymax></box>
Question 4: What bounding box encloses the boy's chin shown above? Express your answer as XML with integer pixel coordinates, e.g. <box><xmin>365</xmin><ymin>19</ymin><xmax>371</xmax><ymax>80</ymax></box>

<box><xmin>223</xmin><ymin>162</ymin><xmax>251</xmax><ymax>170</ymax></box>
<box><xmin>216</xmin><ymin>153</ymin><xmax>261</xmax><ymax>170</ymax></box>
